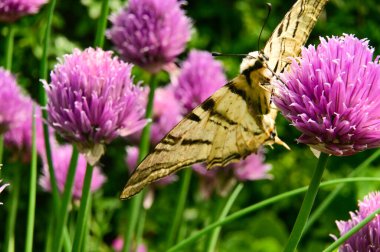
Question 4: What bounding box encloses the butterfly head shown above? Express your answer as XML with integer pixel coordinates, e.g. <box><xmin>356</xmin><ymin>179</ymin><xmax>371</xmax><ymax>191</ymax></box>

<box><xmin>239</xmin><ymin>51</ymin><xmax>269</xmax><ymax>73</ymax></box>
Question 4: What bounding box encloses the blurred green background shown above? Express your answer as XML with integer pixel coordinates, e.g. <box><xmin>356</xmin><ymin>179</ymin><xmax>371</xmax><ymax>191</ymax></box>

<box><xmin>1</xmin><ymin>0</ymin><xmax>380</xmax><ymax>251</ymax></box>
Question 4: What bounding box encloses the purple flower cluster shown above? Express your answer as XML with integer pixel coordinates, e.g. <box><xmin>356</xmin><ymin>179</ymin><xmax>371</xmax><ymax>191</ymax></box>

<box><xmin>274</xmin><ymin>35</ymin><xmax>380</xmax><ymax>156</ymax></box>
<box><xmin>174</xmin><ymin>50</ymin><xmax>227</xmax><ymax>113</ymax></box>
<box><xmin>107</xmin><ymin>0</ymin><xmax>192</xmax><ymax>73</ymax></box>
<box><xmin>45</xmin><ymin>48</ymin><xmax>147</xmax><ymax>164</ymax></box>
<box><xmin>335</xmin><ymin>191</ymin><xmax>380</xmax><ymax>251</ymax></box>
<box><xmin>39</xmin><ymin>144</ymin><xmax>106</xmax><ymax>199</ymax></box>
<box><xmin>0</xmin><ymin>68</ymin><xmax>29</xmax><ymax>135</ymax></box>
<box><xmin>0</xmin><ymin>0</ymin><xmax>47</xmax><ymax>22</ymax></box>
<box><xmin>4</xmin><ymin>100</ymin><xmax>46</xmax><ymax>162</ymax></box>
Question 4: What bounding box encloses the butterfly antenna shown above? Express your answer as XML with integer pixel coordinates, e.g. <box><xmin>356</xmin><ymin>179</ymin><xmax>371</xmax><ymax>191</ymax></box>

<box><xmin>212</xmin><ymin>52</ymin><xmax>248</xmax><ymax>57</ymax></box>
<box><xmin>258</xmin><ymin>3</ymin><xmax>272</xmax><ymax>51</ymax></box>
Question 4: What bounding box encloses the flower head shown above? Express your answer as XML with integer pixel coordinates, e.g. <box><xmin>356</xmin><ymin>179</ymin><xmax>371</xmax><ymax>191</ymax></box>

<box><xmin>107</xmin><ymin>0</ymin><xmax>192</xmax><ymax>73</ymax></box>
<box><xmin>0</xmin><ymin>180</ymin><xmax>9</xmax><ymax>205</ymax></box>
<box><xmin>274</xmin><ymin>34</ymin><xmax>380</xmax><ymax>156</ymax></box>
<box><xmin>174</xmin><ymin>50</ymin><xmax>227</xmax><ymax>113</ymax></box>
<box><xmin>193</xmin><ymin>151</ymin><xmax>272</xmax><ymax>198</ymax></box>
<box><xmin>45</xmin><ymin>48</ymin><xmax>147</xmax><ymax>164</ymax></box>
<box><xmin>4</xmin><ymin>99</ymin><xmax>46</xmax><ymax>161</ymax></box>
<box><xmin>39</xmin><ymin>144</ymin><xmax>106</xmax><ymax>199</ymax></box>
<box><xmin>130</xmin><ymin>85</ymin><xmax>182</xmax><ymax>144</ymax></box>
<box><xmin>0</xmin><ymin>0</ymin><xmax>47</xmax><ymax>22</ymax></box>
<box><xmin>0</xmin><ymin>67</ymin><xmax>28</xmax><ymax>134</ymax></box>
<box><xmin>335</xmin><ymin>191</ymin><xmax>380</xmax><ymax>251</ymax></box>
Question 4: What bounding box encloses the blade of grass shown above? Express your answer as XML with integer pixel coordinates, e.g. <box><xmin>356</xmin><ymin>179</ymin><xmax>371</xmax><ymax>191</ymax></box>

<box><xmin>305</xmin><ymin>149</ymin><xmax>380</xmax><ymax>232</ymax></box>
<box><xmin>167</xmin><ymin>177</ymin><xmax>380</xmax><ymax>252</ymax></box>
<box><xmin>206</xmin><ymin>183</ymin><xmax>244</xmax><ymax>252</ymax></box>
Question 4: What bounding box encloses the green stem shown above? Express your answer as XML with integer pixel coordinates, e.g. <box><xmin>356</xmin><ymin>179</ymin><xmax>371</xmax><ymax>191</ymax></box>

<box><xmin>122</xmin><ymin>74</ymin><xmax>157</xmax><ymax>252</ymax></box>
<box><xmin>94</xmin><ymin>0</ymin><xmax>109</xmax><ymax>48</ymax></box>
<box><xmin>206</xmin><ymin>183</ymin><xmax>244</xmax><ymax>252</ymax></box>
<box><xmin>4</xmin><ymin>165</ymin><xmax>21</xmax><ymax>252</ymax></box>
<box><xmin>4</xmin><ymin>24</ymin><xmax>15</xmax><ymax>70</ymax></box>
<box><xmin>323</xmin><ymin>207</ymin><xmax>380</xmax><ymax>252</ymax></box>
<box><xmin>306</xmin><ymin>149</ymin><xmax>380</xmax><ymax>232</ymax></box>
<box><xmin>283</xmin><ymin>153</ymin><xmax>329</xmax><ymax>252</ymax></box>
<box><xmin>166</xmin><ymin>177</ymin><xmax>378</xmax><ymax>252</ymax></box>
<box><xmin>72</xmin><ymin>166</ymin><xmax>94</xmax><ymax>252</ymax></box>
<box><xmin>167</xmin><ymin>169</ymin><xmax>192</xmax><ymax>248</ymax></box>
<box><xmin>40</xmin><ymin>0</ymin><xmax>56</xmax><ymax>82</ymax></box>
<box><xmin>25</xmin><ymin>107</ymin><xmax>38</xmax><ymax>252</ymax></box>
<box><xmin>52</xmin><ymin>148</ymin><xmax>79</xmax><ymax>252</ymax></box>
<box><xmin>136</xmin><ymin>207</ymin><xmax>146</xmax><ymax>246</ymax></box>
<box><xmin>39</xmin><ymin>0</ymin><xmax>59</xmax><ymax>207</ymax></box>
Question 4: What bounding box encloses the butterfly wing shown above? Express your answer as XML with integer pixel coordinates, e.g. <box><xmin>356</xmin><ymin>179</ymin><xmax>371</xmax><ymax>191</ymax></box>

<box><xmin>264</xmin><ymin>0</ymin><xmax>328</xmax><ymax>72</ymax></box>
<box><xmin>121</xmin><ymin>76</ymin><xmax>282</xmax><ymax>199</ymax></box>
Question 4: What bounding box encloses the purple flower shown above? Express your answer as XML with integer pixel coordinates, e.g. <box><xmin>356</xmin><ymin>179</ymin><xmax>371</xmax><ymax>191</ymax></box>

<box><xmin>174</xmin><ymin>50</ymin><xmax>227</xmax><ymax>114</ymax></box>
<box><xmin>0</xmin><ymin>67</ymin><xmax>28</xmax><ymax>134</ymax></box>
<box><xmin>130</xmin><ymin>85</ymin><xmax>182</xmax><ymax>145</ymax></box>
<box><xmin>0</xmin><ymin>180</ymin><xmax>9</xmax><ymax>205</ymax></box>
<box><xmin>274</xmin><ymin>35</ymin><xmax>380</xmax><ymax>156</ymax></box>
<box><xmin>0</xmin><ymin>0</ymin><xmax>47</xmax><ymax>22</ymax></box>
<box><xmin>45</xmin><ymin>48</ymin><xmax>147</xmax><ymax>164</ymax></box>
<box><xmin>4</xmin><ymin>98</ymin><xmax>47</xmax><ymax>162</ymax></box>
<box><xmin>39</xmin><ymin>144</ymin><xmax>106</xmax><ymax>199</ymax></box>
<box><xmin>335</xmin><ymin>191</ymin><xmax>380</xmax><ymax>251</ymax></box>
<box><xmin>193</xmin><ymin>151</ymin><xmax>272</xmax><ymax>198</ymax></box>
<box><xmin>107</xmin><ymin>0</ymin><xmax>192</xmax><ymax>73</ymax></box>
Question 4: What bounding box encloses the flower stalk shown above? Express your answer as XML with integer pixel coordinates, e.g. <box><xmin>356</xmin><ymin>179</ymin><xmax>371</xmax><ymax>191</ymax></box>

<box><xmin>283</xmin><ymin>153</ymin><xmax>329</xmax><ymax>252</ymax></box>
<box><xmin>72</xmin><ymin>163</ymin><xmax>94</xmax><ymax>252</ymax></box>
<box><xmin>52</xmin><ymin>148</ymin><xmax>79</xmax><ymax>252</ymax></box>
<box><xmin>25</xmin><ymin>106</ymin><xmax>38</xmax><ymax>252</ymax></box>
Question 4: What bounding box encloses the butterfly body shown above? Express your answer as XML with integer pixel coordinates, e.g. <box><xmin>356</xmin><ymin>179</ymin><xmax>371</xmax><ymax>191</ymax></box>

<box><xmin>121</xmin><ymin>0</ymin><xmax>329</xmax><ymax>199</ymax></box>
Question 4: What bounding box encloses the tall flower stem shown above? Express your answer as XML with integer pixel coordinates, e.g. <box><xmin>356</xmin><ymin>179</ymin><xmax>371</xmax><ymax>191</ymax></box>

<box><xmin>122</xmin><ymin>74</ymin><xmax>157</xmax><ymax>252</ymax></box>
<box><xmin>167</xmin><ymin>168</ymin><xmax>192</xmax><ymax>248</ymax></box>
<box><xmin>72</xmin><ymin>163</ymin><xmax>94</xmax><ymax>252</ymax></box>
<box><xmin>94</xmin><ymin>0</ymin><xmax>109</xmax><ymax>48</ymax></box>
<box><xmin>4</xmin><ymin>164</ymin><xmax>21</xmax><ymax>252</ymax></box>
<box><xmin>283</xmin><ymin>153</ymin><xmax>329</xmax><ymax>252</ymax></box>
<box><xmin>52</xmin><ymin>148</ymin><xmax>79</xmax><ymax>252</ymax></box>
<box><xmin>25</xmin><ymin>107</ymin><xmax>38</xmax><ymax>252</ymax></box>
<box><xmin>39</xmin><ymin>0</ymin><xmax>59</xmax><ymax>207</ymax></box>
<box><xmin>4</xmin><ymin>24</ymin><xmax>15</xmax><ymax>70</ymax></box>
<box><xmin>166</xmin><ymin>176</ymin><xmax>374</xmax><ymax>252</ymax></box>
<box><xmin>206</xmin><ymin>183</ymin><xmax>244</xmax><ymax>252</ymax></box>
<box><xmin>305</xmin><ymin>149</ymin><xmax>380</xmax><ymax>232</ymax></box>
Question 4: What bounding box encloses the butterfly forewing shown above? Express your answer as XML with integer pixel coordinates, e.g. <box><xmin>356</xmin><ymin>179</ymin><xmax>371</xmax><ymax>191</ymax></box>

<box><xmin>264</xmin><ymin>0</ymin><xmax>328</xmax><ymax>72</ymax></box>
<box><xmin>121</xmin><ymin>0</ymin><xmax>328</xmax><ymax>199</ymax></box>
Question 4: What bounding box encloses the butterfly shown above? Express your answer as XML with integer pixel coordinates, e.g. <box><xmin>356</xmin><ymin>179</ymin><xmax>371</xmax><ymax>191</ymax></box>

<box><xmin>121</xmin><ymin>0</ymin><xmax>329</xmax><ymax>199</ymax></box>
